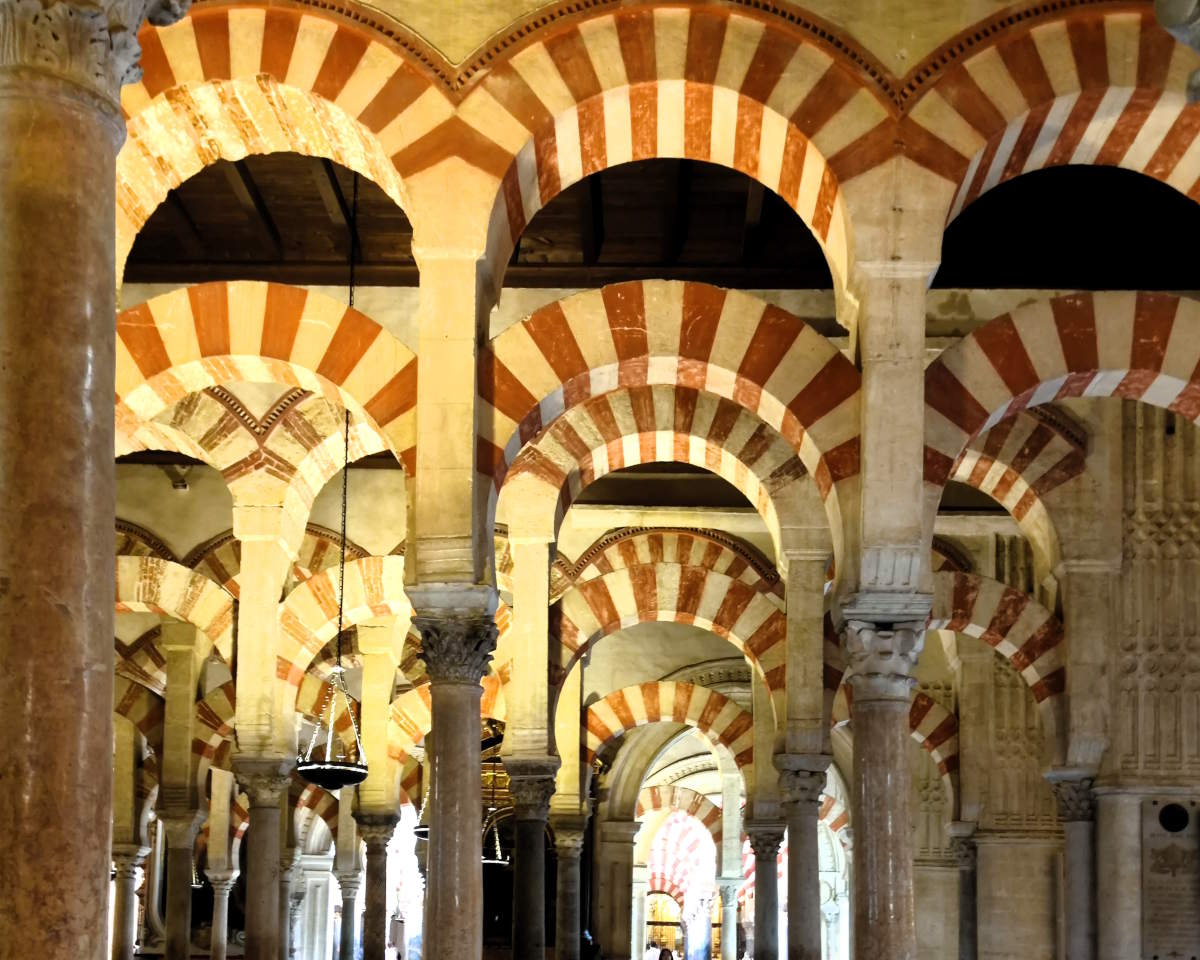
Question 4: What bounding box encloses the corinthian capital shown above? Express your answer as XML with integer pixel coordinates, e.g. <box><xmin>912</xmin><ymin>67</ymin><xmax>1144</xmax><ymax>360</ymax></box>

<box><xmin>841</xmin><ymin>619</ymin><xmax>925</xmax><ymax>701</ymax></box>
<box><xmin>412</xmin><ymin>614</ymin><xmax>497</xmax><ymax>684</ymax></box>
<box><xmin>0</xmin><ymin>0</ymin><xmax>191</xmax><ymax>106</ymax></box>
<box><xmin>1048</xmin><ymin>776</ymin><xmax>1095</xmax><ymax>823</ymax></box>
<box><xmin>506</xmin><ymin>758</ymin><xmax>559</xmax><ymax>822</ymax></box>
<box><xmin>745</xmin><ymin>823</ymin><xmax>785</xmax><ymax>860</ymax></box>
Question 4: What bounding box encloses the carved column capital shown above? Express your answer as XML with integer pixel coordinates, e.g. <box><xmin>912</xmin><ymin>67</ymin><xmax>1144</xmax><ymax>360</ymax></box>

<box><xmin>112</xmin><ymin>843</ymin><xmax>150</xmax><ymax>882</ymax></box>
<box><xmin>206</xmin><ymin>869</ymin><xmax>239</xmax><ymax>896</ymax></box>
<box><xmin>1048</xmin><ymin>776</ymin><xmax>1096</xmax><ymax>822</ymax></box>
<box><xmin>0</xmin><ymin>0</ymin><xmax>190</xmax><ymax>109</ymax></box>
<box><xmin>353</xmin><ymin>813</ymin><xmax>398</xmax><ymax>851</ymax></box>
<box><xmin>775</xmin><ymin>754</ymin><xmax>830</xmax><ymax>809</ymax></box>
<box><xmin>412</xmin><ymin>613</ymin><xmax>497</xmax><ymax>684</ymax></box>
<box><xmin>334</xmin><ymin>870</ymin><xmax>362</xmax><ymax>898</ymax></box>
<box><xmin>745</xmin><ymin>823</ymin><xmax>785</xmax><ymax>860</ymax></box>
<box><xmin>233</xmin><ymin>756</ymin><xmax>293</xmax><ymax>808</ymax></box>
<box><xmin>840</xmin><ymin>618</ymin><xmax>926</xmax><ymax>701</ymax></box>
<box><xmin>505</xmin><ymin>756</ymin><xmax>560</xmax><ymax>822</ymax></box>
<box><xmin>158</xmin><ymin>809</ymin><xmax>204</xmax><ymax>849</ymax></box>
<box><xmin>948</xmin><ymin>836</ymin><xmax>977</xmax><ymax>870</ymax></box>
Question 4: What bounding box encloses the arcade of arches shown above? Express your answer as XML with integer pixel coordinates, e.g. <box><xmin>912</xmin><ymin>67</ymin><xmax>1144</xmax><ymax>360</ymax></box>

<box><xmin>4</xmin><ymin>1</ymin><xmax>1200</xmax><ymax>960</ymax></box>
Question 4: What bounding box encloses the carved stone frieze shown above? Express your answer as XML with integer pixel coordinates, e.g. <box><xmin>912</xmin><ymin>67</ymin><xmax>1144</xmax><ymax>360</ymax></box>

<box><xmin>0</xmin><ymin>0</ymin><xmax>189</xmax><ymax>106</ymax></box>
<box><xmin>841</xmin><ymin>619</ymin><xmax>925</xmax><ymax>701</ymax></box>
<box><xmin>413</xmin><ymin>614</ymin><xmax>497</xmax><ymax>684</ymax></box>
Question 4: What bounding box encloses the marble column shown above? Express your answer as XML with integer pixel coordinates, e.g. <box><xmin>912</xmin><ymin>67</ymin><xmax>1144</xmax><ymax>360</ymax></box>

<box><xmin>820</xmin><ymin>900</ymin><xmax>840</xmax><ymax>959</ymax></box>
<box><xmin>507</xmin><ymin>760</ymin><xmax>558</xmax><ymax>960</ymax></box>
<box><xmin>631</xmin><ymin>865</ymin><xmax>649</xmax><ymax>958</ymax></box>
<box><xmin>0</xmin><ymin>3</ymin><xmax>185</xmax><ymax>955</ymax></box>
<box><xmin>1095</xmin><ymin>790</ymin><xmax>1140</xmax><ymax>960</ymax></box>
<box><xmin>278</xmin><ymin>854</ymin><xmax>302</xmax><ymax>960</ymax></box>
<box><xmin>162</xmin><ymin>814</ymin><xmax>203</xmax><ymax>960</ymax></box>
<box><xmin>947</xmin><ymin>830</ymin><xmax>977</xmax><ymax>960</ymax></box>
<box><xmin>357</xmin><ymin>814</ymin><xmax>398</xmax><ymax>960</ymax></box>
<box><xmin>552</xmin><ymin>819</ymin><xmax>588</xmax><ymax>960</ymax></box>
<box><xmin>287</xmin><ymin>883</ymin><xmax>306</xmax><ymax>960</ymax></box>
<box><xmin>335</xmin><ymin>870</ymin><xmax>363</xmax><ymax>960</ymax></box>
<box><xmin>841</xmin><ymin>620</ymin><xmax>924</xmax><ymax>960</ymax></box>
<box><xmin>235</xmin><ymin>759</ymin><xmax>293</xmax><ymax>960</ymax></box>
<box><xmin>411</xmin><ymin>597</ymin><xmax>498</xmax><ymax>960</ymax></box>
<box><xmin>746</xmin><ymin>824</ymin><xmax>784</xmax><ymax>960</ymax></box>
<box><xmin>717</xmin><ymin>879</ymin><xmax>740</xmax><ymax>960</ymax></box>
<box><xmin>1050</xmin><ymin>775</ymin><xmax>1096</xmax><ymax>960</ymax></box>
<box><xmin>776</xmin><ymin>758</ymin><xmax>829</xmax><ymax>960</ymax></box>
<box><xmin>112</xmin><ymin>845</ymin><xmax>150</xmax><ymax>960</ymax></box>
<box><xmin>207</xmin><ymin>871</ymin><xmax>239</xmax><ymax>960</ymax></box>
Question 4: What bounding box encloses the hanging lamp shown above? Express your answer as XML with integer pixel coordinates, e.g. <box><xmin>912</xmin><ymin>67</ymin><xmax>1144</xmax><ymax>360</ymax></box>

<box><xmin>297</xmin><ymin>173</ymin><xmax>369</xmax><ymax>792</ymax></box>
<box><xmin>481</xmin><ymin>756</ymin><xmax>509</xmax><ymax>866</ymax></box>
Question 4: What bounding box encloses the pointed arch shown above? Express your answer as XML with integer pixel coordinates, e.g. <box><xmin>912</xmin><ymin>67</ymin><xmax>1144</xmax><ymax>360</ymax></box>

<box><xmin>116</xmin><ymin>282</ymin><xmax>417</xmax><ymax>470</ymax></box>
<box><xmin>115</xmin><ymin>556</ymin><xmax>234</xmax><ymax>662</ymax></box>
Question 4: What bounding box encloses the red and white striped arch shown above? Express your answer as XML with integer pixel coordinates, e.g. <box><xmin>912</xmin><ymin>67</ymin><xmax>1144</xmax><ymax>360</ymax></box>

<box><xmin>456</xmin><ymin>6</ymin><xmax>881</xmax><ymax>294</ymax></box>
<box><xmin>278</xmin><ymin>555</ymin><xmax>410</xmax><ymax>697</ymax></box>
<box><xmin>501</xmin><ymin>383</ymin><xmax>811</xmax><ymax>555</ymax></box>
<box><xmin>118</xmin><ymin>5</ymin><xmax>447</xmax><ymax>278</ymax></box>
<box><xmin>925</xmin><ymin>292</ymin><xmax>1200</xmax><ymax>497</ymax></box>
<box><xmin>115</xmin><ymin>556</ymin><xmax>234</xmax><ymax>662</ymax></box>
<box><xmin>899</xmin><ymin>9</ymin><xmax>1200</xmax><ymax>218</ymax></box>
<box><xmin>636</xmin><ymin>785</ymin><xmax>724</xmax><ymax>847</ymax></box>
<box><xmin>569</xmin><ymin>528</ymin><xmax>782</xmax><ymax>601</ymax></box>
<box><xmin>194</xmin><ymin>681</ymin><xmax>237</xmax><ymax>791</ymax></box>
<box><xmin>116</xmin><ymin>282</ymin><xmax>417</xmax><ymax>471</ymax></box>
<box><xmin>482</xmin><ymin>281</ymin><xmax>859</xmax><ymax>542</ymax></box>
<box><xmin>295</xmin><ymin>784</ymin><xmax>340</xmax><ymax>850</ymax></box>
<box><xmin>929</xmin><ymin>570</ymin><xmax>1066</xmax><ymax>762</ymax></box>
<box><xmin>585</xmin><ymin>682</ymin><xmax>755</xmax><ymax>786</ymax></box>
<box><xmin>116</xmin><ymin>626</ymin><xmax>167</xmax><ymax>696</ymax></box>
<box><xmin>387</xmin><ymin>668</ymin><xmax>510</xmax><ymax>761</ymax></box>
<box><xmin>646</xmin><ymin>810</ymin><xmax>716</xmax><ymax>909</ymax></box>
<box><xmin>554</xmin><ymin>562</ymin><xmax>786</xmax><ymax>725</ymax></box>
<box><xmin>115</xmin><ymin>675</ymin><xmax>165</xmax><ymax>756</ymax></box>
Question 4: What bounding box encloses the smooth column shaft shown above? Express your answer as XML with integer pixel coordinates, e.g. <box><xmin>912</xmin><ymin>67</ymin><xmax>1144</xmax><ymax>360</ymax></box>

<box><xmin>425</xmin><ymin>681</ymin><xmax>484</xmax><ymax>960</ymax></box>
<box><xmin>337</xmin><ymin>876</ymin><xmax>361</xmax><ymax>960</ymax></box>
<box><xmin>165</xmin><ymin>842</ymin><xmax>195</xmax><ymax>960</ymax></box>
<box><xmin>1064</xmin><ymin>819</ymin><xmax>1096</xmax><ymax>960</ymax></box>
<box><xmin>0</xmin><ymin>75</ymin><xmax>118</xmax><ymax>960</ymax></box>
<box><xmin>957</xmin><ymin>863</ymin><xmax>977</xmax><ymax>960</ymax></box>
<box><xmin>514</xmin><ymin>818</ymin><xmax>547</xmax><ymax>960</ymax></box>
<box><xmin>720</xmin><ymin>888</ymin><xmax>738</xmax><ymax>960</ymax></box>
<box><xmin>852</xmin><ymin>698</ymin><xmax>916</xmax><ymax>959</ymax></box>
<box><xmin>556</xmin><ymin>848</ymin><xmax>582</xmax><ymax>960</ymax></box>
<box><xmin>751</xmin><ymin>843</ymin><xmax>780</xmax><ymax>960</ymax></box>
<box><xmin>361</xmin><ymin>825</ymin><xmax>395</xmax><ymax>960</ymax></box>
<box><xmin>785</xmin><ymin>803</ymin><xmax>822</xmax><ymax>960</ymax></box>
<box><xmin>245</xmin><ymin>800</ymin><xmax>283</xmax><ymax>960</ymax></box>
<box><xmin>111</xmin><ymin>852</ymin><xmax>146</xmax><ymax>960</ymax></box>
<box><xmin>208</xmin><ymin>878</ymin><xmax>237</xmax><ymax>960</ymax></box>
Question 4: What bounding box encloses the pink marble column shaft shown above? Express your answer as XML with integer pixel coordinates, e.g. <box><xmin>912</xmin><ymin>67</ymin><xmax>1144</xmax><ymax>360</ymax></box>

<box><xmin>412</xmin><ymin>608</ymin><xmax>497</xmax><ymax>960</ymax></box>
<box><xmin>0</xmin><ymin>68</ymin><xmax>122</xmax><ymax>960</ymax></box>
<box><xmin>235</xmin><ymin>761</ymin><xmax>292</xmax><ymax>960</ymax></box>
<box><xmin>843</xmin><ymin>620</ymin><xmax>923</xmax><ymax>960</ymax></box>
<box><xmin>356</xmin><ymin>815</ymin><xmax>397</xmax><ymax>960</ymax></box>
